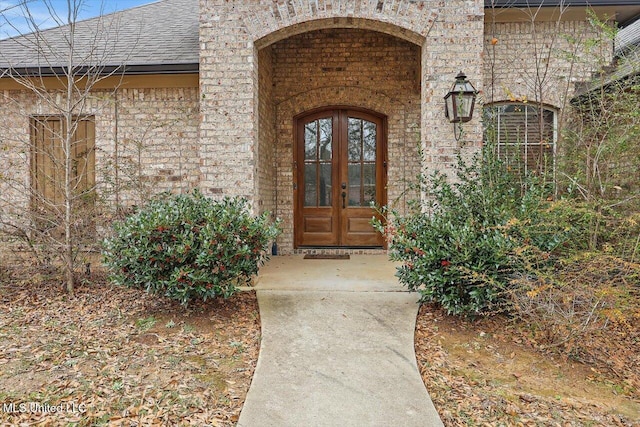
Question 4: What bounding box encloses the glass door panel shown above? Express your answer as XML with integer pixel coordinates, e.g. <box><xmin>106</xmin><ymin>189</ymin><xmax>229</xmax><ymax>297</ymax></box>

<box><xmin>347</xmin><ymin>117</ymin><xmax>376</xmax><ymax>207</ymax></box>
<box><xmin>303</xmin><ymin>117</ymin><xmax>333</xmax><ymax>207</ymax></box>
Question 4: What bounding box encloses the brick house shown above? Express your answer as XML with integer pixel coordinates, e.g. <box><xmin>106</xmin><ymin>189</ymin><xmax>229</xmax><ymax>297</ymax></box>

<box><xmin>1</xmin><ymin>0</ymin><xmax>639</xmax><ymax>254</ymax></box>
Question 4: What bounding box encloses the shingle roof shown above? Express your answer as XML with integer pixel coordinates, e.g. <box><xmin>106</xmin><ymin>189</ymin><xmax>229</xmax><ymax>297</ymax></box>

<box><xmin>1</xmin><ymin>0</ymin><xmax>638</xmax><ymax>76</ymax></box>
<box><xmin>486</xmin><ymin>1</ymin><xmax>640</xmax><ymax>26</ymax></box>
<box><xmin>575</xmin><ymin>46</ymin><xmax>640</xmax><ymax>95</ymax></box>
<box><xmin>0</xmin><ymin>0</ymin><xmax>198</xmax><ymax>75</ymax></box>
<box><xmin>617</xmin><ymin>18</ymin><xmax>640</xmax><ymax>55</ymax></box>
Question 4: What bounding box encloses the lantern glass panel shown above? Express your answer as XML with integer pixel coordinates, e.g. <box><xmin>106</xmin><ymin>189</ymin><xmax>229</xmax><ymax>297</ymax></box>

<box><xmin>445</xmin><ymin>93</ymin><xmax>455</xmax><ymax>121</ymax></box>
<box><xmin>457</xmin><ymin>93</ymin><xmax>474</xmax><ymax>122</ymax></box>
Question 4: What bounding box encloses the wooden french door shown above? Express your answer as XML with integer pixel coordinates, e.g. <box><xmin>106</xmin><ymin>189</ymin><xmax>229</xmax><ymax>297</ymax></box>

<box><xmin>294</xmin><ymin>108</ymin><xmax>387</xmax><ymax>247</ymax></box>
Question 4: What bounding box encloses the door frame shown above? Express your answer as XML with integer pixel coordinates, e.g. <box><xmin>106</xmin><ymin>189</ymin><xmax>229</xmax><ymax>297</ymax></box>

<box><xmin>293</xmin><ymin>106</ymin><xmax>388</xmax><ymax>248</ymax></box>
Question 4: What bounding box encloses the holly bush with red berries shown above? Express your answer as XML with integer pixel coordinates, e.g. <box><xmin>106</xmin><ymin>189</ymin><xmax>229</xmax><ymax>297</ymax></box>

<box><xmin>374</xmin><ymin>143</ymin><xmax>584</xmax><ymax>316</ymax></box>
<box><xmin>103</xmin><ymin>190</ymin><xmax>280</xmax><ymax>305</ymax></box>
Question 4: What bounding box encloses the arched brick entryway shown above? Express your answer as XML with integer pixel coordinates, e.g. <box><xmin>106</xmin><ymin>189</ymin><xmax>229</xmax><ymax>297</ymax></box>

<box><xmin>263</xmin><ymin>26</ymin><xmax>422</xmax><ymax>252</ymax></box>
<box><xmin>198</xmin><ymin>0</ymin><xmax>485</xmax><ymax>253</ymax></box>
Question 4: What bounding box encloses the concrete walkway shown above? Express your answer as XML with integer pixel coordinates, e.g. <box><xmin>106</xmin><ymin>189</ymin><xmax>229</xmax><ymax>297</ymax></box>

<box><xmin>237</xmin><ymin>255</ymin><xmax>443</xmax><ymax>427</ymax></box>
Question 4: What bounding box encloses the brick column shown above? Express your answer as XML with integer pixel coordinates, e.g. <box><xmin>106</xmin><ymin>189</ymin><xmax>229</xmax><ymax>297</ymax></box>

<box><xmin>421</xmin><ymin>0</ymin><xmax>485</xmax><ymax>183</ymax></box>
<box><xmin>199</xmin><ymin>0</ymin><xmax>257</xmax><ymax>205</ymax></box>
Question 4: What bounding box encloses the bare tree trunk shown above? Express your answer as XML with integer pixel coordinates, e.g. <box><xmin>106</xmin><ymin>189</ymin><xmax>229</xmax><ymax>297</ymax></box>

<box><xmin>114</xmin><ymin>90</ymin><xmax>120</xmax><ymax>212</ymax></box>
<box><xmin>63</xmin><ymin>2</ymin><xmax>75</xmax><ymax>294</ymax></box>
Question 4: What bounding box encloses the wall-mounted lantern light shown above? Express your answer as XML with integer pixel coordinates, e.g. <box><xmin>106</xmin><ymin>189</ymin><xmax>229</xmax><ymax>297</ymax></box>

<box><xmin>444</xmin><ymin>71</ymin><xmax>477</xmax><ymax>140</ymax></box>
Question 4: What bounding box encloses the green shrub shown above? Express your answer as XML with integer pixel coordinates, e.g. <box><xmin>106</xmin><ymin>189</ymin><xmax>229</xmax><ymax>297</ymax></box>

<box><xmin>375</xmin><ymin>144</ymin><xmax>575</xmax><ymax>316</ymax></box>
<box><xmin>102</xmin><ymin>190</ymin><xmax>280</xmax><ymax>305</ymax></box>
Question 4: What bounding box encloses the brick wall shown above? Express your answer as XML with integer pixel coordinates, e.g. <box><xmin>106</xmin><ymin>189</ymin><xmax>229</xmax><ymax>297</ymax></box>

<box><xmin>103</xmin><ymin>87</ymin><xmax>200</xmax><ymax>206</ymax></box>
<box><xmin>0</xmin><ymin>90</ymin><xmax>33</xmax><ymax>219</ymax></box>
<box><xmin>420</xmin><ymin>1</ymin><xmax>485</xmax><ymax>183</ymax></box>
<box><xmin>257</xmin><ymin>47</ymin><xmax>277</xmax><ymax>219</ymax></box>
<box><xmin>271</xmin><ymin>28</ymin><xmax>421</xmax><ymax>104</ymax></box>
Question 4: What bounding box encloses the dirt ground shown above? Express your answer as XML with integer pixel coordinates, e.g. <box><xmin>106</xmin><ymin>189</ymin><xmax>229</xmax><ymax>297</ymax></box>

<box><xmin>416</xmin><ymin>304</ymin><xmax>640</xmax><ymax>426</ymax></box>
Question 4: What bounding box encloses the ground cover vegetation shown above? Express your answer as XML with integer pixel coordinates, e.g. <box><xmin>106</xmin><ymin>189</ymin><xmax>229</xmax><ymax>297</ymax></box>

<box><xmin>378</xmin><ymin>116</ymin><xmax>640</xmax><ymax>425</ymax></box>
<box><xmin>374</xmin><ymin>95</ymin><xmax>639</xmax><ymax>424</ymax></box>
<box><xmin>415</xmin><ymin>302</ymin><xmax>639</xmax><ymax>426</ymax></box>
<box><xmin>1</xmin><ymin>191</ymin><xmax>278</xmax><ymax>425</ymax></box>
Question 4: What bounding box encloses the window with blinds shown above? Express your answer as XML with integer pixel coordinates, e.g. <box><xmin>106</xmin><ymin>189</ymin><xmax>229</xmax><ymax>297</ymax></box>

<box><xmin>30</xmin><ymin>116</ymin><xmax>96</xmax><ymax>210</ymax></box>
<box><xmin>484</xmin><ymin>103</ymin><xmax>556</xmax><ymax>177</ymax></box>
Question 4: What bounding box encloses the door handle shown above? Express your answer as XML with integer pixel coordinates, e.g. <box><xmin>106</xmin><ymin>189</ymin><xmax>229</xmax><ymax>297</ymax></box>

<box><xmin>341</xmin><ymin>191</ymin><xmax>346</xmax><ymax>209</ymax></box>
